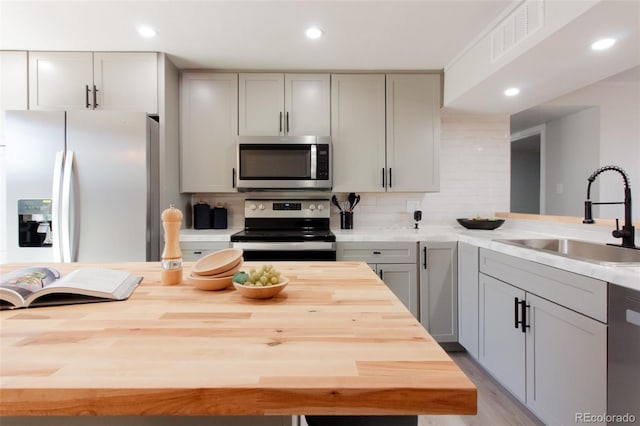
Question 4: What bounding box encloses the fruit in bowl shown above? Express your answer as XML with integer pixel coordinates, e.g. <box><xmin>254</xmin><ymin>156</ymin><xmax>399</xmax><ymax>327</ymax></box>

<box><xmin>232</xmin><ymin>265</ymin><xmax>288</xmax><ymax>299</ymax></box>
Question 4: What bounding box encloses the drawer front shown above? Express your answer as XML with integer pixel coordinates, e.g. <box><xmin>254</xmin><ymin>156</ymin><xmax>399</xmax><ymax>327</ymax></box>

<box><xmin>479</xmin><ymin>248</ymin><xmax>607</xmax><ymax>323</ymax></box>
<box><xmin>336</xmin><ymin>242</ymin><xmax>417</xmax><ymax>264</ymax></box>
<box><xmin>180</xmin><ymin>242</ymin><xmax>230</xmax><ymax>261</ymax></box>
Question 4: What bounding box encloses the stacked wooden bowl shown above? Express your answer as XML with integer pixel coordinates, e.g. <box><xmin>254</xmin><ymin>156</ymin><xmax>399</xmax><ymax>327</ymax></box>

<box><xmin>187</xmin><ymin>248</ymin><xmax>243</xmax><ymax>290</ymax></box>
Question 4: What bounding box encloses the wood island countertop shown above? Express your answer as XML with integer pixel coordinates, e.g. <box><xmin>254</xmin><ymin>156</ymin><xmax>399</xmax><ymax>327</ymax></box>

<box><xmin>0</xmin><ymin>261</ymin><xmax>476</xmax><ymax>416</ymax></box>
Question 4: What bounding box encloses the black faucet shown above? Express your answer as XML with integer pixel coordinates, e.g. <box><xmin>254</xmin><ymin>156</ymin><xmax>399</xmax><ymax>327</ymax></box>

<box><xmin>583</xmin><ymin>165</ymin><xmax>636</xmax><ymax>249</ymax></box>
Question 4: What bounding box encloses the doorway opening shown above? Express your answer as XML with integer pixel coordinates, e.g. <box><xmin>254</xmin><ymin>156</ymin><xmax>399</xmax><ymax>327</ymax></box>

<box><xmin>510</xmin><ymin>127</ymin><xmax>545</xmax><ymax>214</ymax></box>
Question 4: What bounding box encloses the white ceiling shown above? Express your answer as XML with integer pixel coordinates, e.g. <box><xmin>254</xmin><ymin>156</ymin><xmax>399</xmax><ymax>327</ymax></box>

<box><xmin>0</xmin><ymin>0</ymin><xmax>513</xmax><ymax>70</ymax></box>
<box><xmin>1</xmin><ymin>0</ymin><xmax>638</xmax><ymax>116</ymax></box>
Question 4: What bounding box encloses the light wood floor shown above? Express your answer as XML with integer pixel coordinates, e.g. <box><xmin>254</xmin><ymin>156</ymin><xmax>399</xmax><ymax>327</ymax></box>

<box><xmin>419</xmin><ymin>352</ymin><xmax>543</xmax><ymax>426</ymax></box>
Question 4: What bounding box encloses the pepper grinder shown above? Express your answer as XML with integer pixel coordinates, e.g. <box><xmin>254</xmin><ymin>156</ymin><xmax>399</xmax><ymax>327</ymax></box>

<box><xmin>161</xmin><ymin>204</ymin><xmax>183</xmax><ymax>285</ymax></box>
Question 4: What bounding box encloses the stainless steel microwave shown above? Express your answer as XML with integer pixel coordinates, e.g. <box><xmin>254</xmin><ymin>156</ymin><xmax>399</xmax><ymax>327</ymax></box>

<box><xmin>236</xmin><ymin>136</ymin><xmax>332</xmax><ymax>191</ymax></box>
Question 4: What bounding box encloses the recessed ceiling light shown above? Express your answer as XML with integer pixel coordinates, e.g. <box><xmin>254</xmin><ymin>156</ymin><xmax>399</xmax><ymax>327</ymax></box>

<box><xmin>137</xmin><ymin>26</ymin><xmax>157</xmax><ymax>38</ymax></box>
<box><xmin>305</xmin><ymin>27</ymin><xmax>323</xmax><ymax>39</ymax></box>
<box><xmin>504</xmin><ymin>87</ymin><xmax>520</xmax><ymax>97</ymax></box>
<box><xmin>591</xmin><ymin>38</ymin><xmax>616</xmax><ymax>51</ymax></box>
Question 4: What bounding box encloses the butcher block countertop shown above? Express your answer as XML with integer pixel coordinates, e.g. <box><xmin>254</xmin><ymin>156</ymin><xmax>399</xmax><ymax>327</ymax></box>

<box><xmin>0</xmin><ymin>261</ymin><xmax>476</xmax><ymax>417</ymax></box>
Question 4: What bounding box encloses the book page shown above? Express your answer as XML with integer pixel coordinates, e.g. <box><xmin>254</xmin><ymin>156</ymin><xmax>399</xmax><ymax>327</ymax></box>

<box><xmin>0</xmin><ymin>267</ymin><xmax>61</xmax><ymax>297</ymax></box>
<box><xmin>48</xmin><ymin>268</ymin><xmax>132</xmax><ymax>294</ymax></box>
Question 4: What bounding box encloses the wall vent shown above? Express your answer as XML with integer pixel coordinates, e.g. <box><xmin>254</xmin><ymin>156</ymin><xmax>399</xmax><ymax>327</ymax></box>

<box><xmin>492</xmin><ymin>0</ymin><xmax>545</xmax><ymax>62</ymax></box>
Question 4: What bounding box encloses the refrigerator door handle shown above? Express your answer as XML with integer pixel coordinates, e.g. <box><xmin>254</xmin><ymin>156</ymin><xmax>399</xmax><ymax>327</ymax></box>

<box><xmin>51</xmin><ymin>151</ymin><xmax>65</xmax><ymax>262</ymax></box>
<box><xmin>61</xmin><ymin>151</ymin><xmax>75</xmax><ymax>262</ymax></box>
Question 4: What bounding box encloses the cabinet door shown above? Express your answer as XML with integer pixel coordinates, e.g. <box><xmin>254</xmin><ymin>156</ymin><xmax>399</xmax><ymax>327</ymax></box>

<box><xmin>93</xmin><ymin>52</ymin><xmax>158</xmax><ymax>113</ymax></box>
<box><xmin>525</xmin><ymin>293</ymin><xmax>606</xmax><ymax>425</ymax></box>
<box><xmin>419</xmin><ymin>242</ymin><xmax>457</xmax><ymax>342</ymax></box>
<box><xmin>377</xmin><ymin>263</ymin><xmax>418</xmax><ymax>318</ymax></box>
<box><xmin>284</xmin><ymin>74</ymin><xmax>330</xmax><ymax>136</ymax></box>
<box><xmin>457</xmin><ymin>242</ymin><xmax>479</xmax><ymax>359</ymax></box>
<box><xmin>478</xmin><ymin>273</ymin><xmax>526</xmax><ymax>402</ymax></box>
<box><xmin>28</xmin><ymin>51</ymin><xmax>93</xmax><ymax>110</ymax></box>
<box><xmin>238</xmin><ymin>73</ymin><xmax>284</xmax><ymax>136</ymax></box>
<box><xmin>386</xmin><ymin>74</ymin><xmax>440</xmax><ymax>192</ymax></box>
<box><xmin>331</xmin><ymin>74</ymin><xmax>386</xmax><ymax>192</ymax></box>
<box><xmin>180</xmin><ymin>73</ymin><xmax>238</xmax><ymax>192</ymax></box>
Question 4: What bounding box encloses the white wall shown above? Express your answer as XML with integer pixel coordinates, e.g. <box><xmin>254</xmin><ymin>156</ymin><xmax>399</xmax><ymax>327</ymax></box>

<box><xmin>544</xmin><ymin>107</ymin><xmax>600</xmax><ymax>216</ymax></box>
<box><xmin>543</xmin><ymin>78</ymin><xmax>640</xmax><ymax>220</ymax></box>
<box><xmin>193</xmin><ymin>111</ymin><xmax>511</xmax><ymax>230</ymax></box>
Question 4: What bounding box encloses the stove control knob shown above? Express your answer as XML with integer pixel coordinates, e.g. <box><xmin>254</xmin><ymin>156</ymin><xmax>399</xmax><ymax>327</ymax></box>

<box><xmin>249</xmin><ymin>203</ymin><xmax>257</xmax><ymax>210</ymax></box>
<box><xmin>309</xmin><ymin>203</ymin><xmax>316</xmax><ymax>211</ymax></box>
<box><xmin>258</xmin><ymin>203</ymin><xmax>265</xmax><ymax>210</ymax></box>
<box><xmin>317</xmin><ymin>204</ymin><xmax>325</xmax><ymax>211</ymax></box>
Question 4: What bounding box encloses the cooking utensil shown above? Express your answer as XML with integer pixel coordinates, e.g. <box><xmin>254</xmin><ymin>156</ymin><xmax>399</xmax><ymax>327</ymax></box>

<box><xmin>352</xmin><ymin>194</ymin><xmax>361</xmax><ymax>210</ymax></box>
<box><xmin>331</xmin><ymin>195</ymin><xmax>342</xmax><ymax>212</ymax></box>
<box><xmin>348</xmin><ymin>193</ymin><xmax>357</xmax><ymax>211</ymax></box>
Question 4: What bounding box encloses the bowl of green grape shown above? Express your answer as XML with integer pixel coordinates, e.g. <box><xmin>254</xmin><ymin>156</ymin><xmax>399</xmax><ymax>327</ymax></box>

<box><xmin>232</xmin><ymin>264</ymin><xmax>288</xmax><ymax>299</ymax></box>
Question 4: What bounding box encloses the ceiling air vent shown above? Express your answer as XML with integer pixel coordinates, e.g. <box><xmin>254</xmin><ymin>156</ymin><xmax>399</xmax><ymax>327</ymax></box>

<box><xmin>492</xmin><ymin>0</ymin><xmax>545</xmax><ymax>61</ymax></box>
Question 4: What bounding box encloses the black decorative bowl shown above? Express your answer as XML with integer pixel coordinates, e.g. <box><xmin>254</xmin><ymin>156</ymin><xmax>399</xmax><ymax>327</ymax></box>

<box><xmin>457</xmin><ymin>218</ymin><xmax>505</xmax><ymax>230</ymax></box>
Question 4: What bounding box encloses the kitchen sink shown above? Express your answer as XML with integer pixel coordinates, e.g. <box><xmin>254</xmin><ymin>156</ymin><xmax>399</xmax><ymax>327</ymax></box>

<box><xmin>496</xmin><ymin>238</ymin><xmax>640</xmax><ymax>266</ymax></box>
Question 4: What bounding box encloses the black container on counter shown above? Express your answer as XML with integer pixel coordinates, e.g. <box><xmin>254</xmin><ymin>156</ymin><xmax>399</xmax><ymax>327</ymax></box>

<box><xmin>211</xmin><ymin>206</ymin><xmax>228</xmax><ymax>229</ymax></box>
<box><xmin>193</xmin><ymin>202</ymin><xmax>211</xmax><ymax>229</ymax></box>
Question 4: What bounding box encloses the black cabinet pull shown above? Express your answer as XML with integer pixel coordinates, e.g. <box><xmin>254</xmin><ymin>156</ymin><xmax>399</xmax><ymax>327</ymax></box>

<box><xmin>423</xmin><ymin>246</ymin><xmax>427</xmax><ymax>269</ymax></box>
<box><xmin>373</xmin><ymin>251</ymin><xmax>381</xmax><ymax>255</ymax></box>
<box><xmin>194</xmin><ymin>251</ymin><xmax>202</xmax><ymax>255</ymax></box>
<box><xmin>381</xmin><ymin>168</ymin><xmax>385</xmax><ymax>188</ymax></box>
<box><xmin>232</xmin><ymin>168</ymin><xmax>236</xmax><ymax>188</ymax></box>
<box><xmin>379</xmin><ymin>269</ymin><xmax>383</xmax><ymax>279</ymax></box>
<box><xmin>92</xmin><ymin>85</ymin><xmax>99</xmax><ymax>109</ymax></box>
<box><xmin>85</xmin><ymin>85</ymin><xmax>91</xmax><ymax>108</ymax></box>
<box><xmin>514</xmin><ymin>297</ymin><xmax>521</xmax><ymax>329</ymax></box>
<box><xmin>279</xmin><ymin>112</ymin><xmax>283</xmax><ymax>133</ymax></box>
<box><xmin>389</xmin><ymin>168</ymin><xmax>393</xmax><ymax>188</ymax></box>
<box><xmin>286</xmin><ymin>112</ymin><xmax>290</xmax><ymax>133</ymax></box>
<box><xmin>521</xmin><ymin>301</ymin><xmax>531</xmax><ymax>333</ymax></box>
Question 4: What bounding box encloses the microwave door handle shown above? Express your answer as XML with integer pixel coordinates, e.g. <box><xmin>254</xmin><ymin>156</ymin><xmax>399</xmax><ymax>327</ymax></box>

<box><xmin>310</xmin><ymin>144</ymin><xmax>317</xmax><ymax>179</ymax></box>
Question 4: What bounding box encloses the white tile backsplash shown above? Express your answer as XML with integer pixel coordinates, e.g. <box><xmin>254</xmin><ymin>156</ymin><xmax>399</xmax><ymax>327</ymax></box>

<box><xmin>191</xmin><ymin>111</ymin><xmax>511</xmax><ymax>230</ymax></box>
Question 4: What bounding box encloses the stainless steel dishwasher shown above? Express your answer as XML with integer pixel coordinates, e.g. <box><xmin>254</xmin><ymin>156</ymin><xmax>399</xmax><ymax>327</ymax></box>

<box><xmin>608</xmin><ymin>284</ymin><xmax>640</xmax><ymax>425</ymax></box>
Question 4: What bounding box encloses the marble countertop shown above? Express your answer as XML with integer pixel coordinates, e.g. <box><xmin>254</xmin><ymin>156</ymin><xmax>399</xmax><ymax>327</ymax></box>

<box><xmin>180</xmin><ymin>223</ymin><xmax>640</xmax><ymax>291</ymax></box>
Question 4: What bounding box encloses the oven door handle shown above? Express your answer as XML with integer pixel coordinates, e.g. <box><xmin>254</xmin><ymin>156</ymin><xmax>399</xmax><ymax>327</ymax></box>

<box><xmin>232</xmin><ymin>242</ymin><xmax>336</xmax><ymax>251</ymax></box>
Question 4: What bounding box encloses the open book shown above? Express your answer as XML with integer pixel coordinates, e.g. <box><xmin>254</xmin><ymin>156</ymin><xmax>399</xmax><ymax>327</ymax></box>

<box><xmin>0</xmin><ymin>266</ymin><xmax>142</xmax><ymax>310</ymax></box>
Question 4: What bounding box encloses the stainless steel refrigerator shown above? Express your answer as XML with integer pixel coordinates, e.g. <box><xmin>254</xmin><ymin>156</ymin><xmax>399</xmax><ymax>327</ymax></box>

<box><xmin>5</xmin><ymin>110</ymin><xmax>160</xmax><ymax>263</ymax></box>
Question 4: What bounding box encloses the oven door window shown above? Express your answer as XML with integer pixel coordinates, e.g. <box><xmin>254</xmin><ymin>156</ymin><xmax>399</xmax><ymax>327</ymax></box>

<box><xmin>240</xmin><ymin>144</ymin><xmax>311</xmax><ymax>179</ymax></box>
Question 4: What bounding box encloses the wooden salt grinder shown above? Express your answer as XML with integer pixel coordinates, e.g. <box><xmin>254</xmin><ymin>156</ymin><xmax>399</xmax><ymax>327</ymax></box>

<box><xmin>161</xmin><ymin>204</ymin><xmax>183</xmax><ymax>285</ymax></box>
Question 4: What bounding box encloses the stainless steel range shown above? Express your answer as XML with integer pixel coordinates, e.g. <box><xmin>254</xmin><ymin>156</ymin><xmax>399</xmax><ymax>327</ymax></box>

<box><xmin>230</xmin><ymin>199</ymin><xmax>336</xmax><ymax>261</ymax></box>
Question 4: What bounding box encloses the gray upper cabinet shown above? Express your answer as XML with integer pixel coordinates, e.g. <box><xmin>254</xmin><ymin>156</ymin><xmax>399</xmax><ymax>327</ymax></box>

<box><xmin>28</xmin><ymin>51</ymin><xmax>158</xmax><ymax>113</ymax></box>
<box><xmin>331</xmin><ymin>74</ymin><xmax>386</xmax><ymax>193</ymax></box>
<box><xmin>238</xmin><ymin>73</ymin><xmax>330</xmax><ymax>136</ymax></box>
<box><xmin>331</xmin><ymin>73</ymin><xmax>441</xmax><ymax>193</ymax></box>
<box><xmin>180</xmin><ymin>73</ymin><xmax>238</xmax><ymax>193</ymax></box>
<box><xmin>386</xmin><ymin>74</ymin><xmax>440</xmax><ymax>192</ymax></box>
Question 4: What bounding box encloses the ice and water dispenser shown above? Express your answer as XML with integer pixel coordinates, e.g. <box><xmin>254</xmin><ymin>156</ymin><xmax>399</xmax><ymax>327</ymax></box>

<box><xmin>18</xmin><ymin>199</ymin><xmax>53</xmax><ymax>247</ymax></box>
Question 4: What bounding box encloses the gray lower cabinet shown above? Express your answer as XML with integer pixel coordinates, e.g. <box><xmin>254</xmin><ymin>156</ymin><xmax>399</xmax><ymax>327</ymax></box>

<box><xmin>180</xmin><ymin>241</ymin><xmax>231</xmax><ymax>261</ymax></box>
<box><xmin>418</xmin><ymin>241</ymin><xmax>458</xmax><ymax>342</ymax></box>
<box><xmin>337</xmin><ymin>242</ymin><xmax>418</xmax><ymax>317</ymax></box>
<box><xmin>457</xmin><ymin>242</ymin><xmax>479</xmax><ymax>358</ymax></box>
<box><xmin>478</xmin><ymin>248</ymin><xmax>607</xmax><ymax>425</ymax></box>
